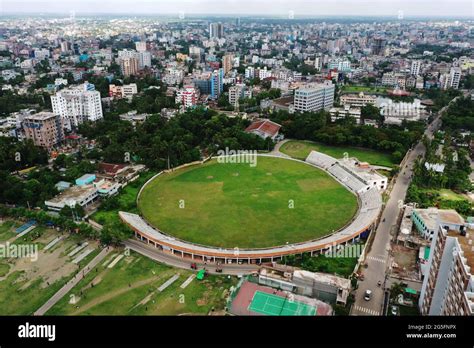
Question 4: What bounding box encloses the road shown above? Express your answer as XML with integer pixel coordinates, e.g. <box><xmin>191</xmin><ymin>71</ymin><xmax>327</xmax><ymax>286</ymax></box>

<box><xmin>34</xmin><ymin>247</ymin><xmax>113</xmax><ymax>316</ymax></box>
<box><xmin>124</xmin><ymin>239</ymin><xmax>261</xmax><ymax>275</ymax></box>
<box><xmin>351</xmin><ymin>95</ymin><xmax>461</xmax><ymax>316</ymax></box>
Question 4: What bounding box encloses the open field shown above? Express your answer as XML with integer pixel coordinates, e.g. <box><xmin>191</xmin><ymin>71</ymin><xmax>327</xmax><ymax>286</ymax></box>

<box><xmin>0</xmin><ymin>220</ymin><xmax>96</xmax><ymax>315</ymax></box>
<box><xmin>47</xmin><ymin>249</ymin><xmax>237</xmax><ymax>315</ymax></box>
<box><xmin>340</xmin><ymin>85</ymin><xmax>388</xmax><ymax>94</ymax></box>
<box><xmin>138</xmin><ymin>157</ymin><xmax>358</xmax><ymax>248</ymax></box>
<box><xmin>280</xmin><ymin>140</ymin><xmax>396</xmax><ymax>168</ymax></box>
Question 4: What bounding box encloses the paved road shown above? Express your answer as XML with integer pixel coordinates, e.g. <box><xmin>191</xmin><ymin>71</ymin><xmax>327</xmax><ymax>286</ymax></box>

<box><xmin>351</xmin><ymin>95</ymin><xmax>461</xmax><ymax>316</ymax></box>
<box><xmin>34</xmin><ymin>247</ymin><xmax>113</xmax><ymax>316</ymax></box>
<box><xmin>124</xmin><ymin>239</ymin><xmax>260</xmax><ymax>275</ymax></box>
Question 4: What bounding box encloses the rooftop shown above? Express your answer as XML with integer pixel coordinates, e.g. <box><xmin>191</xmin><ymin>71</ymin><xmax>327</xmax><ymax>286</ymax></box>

<box><xmin>46</xmin><ymin>184</ymin><xmax>97</xmax><ymax>204</ymax></box>
<box><xmin>245</xmin><ymin>119</ymin><xmax>281</xmax><ymax>137</ymax></box>
<box><xmin>448</xmin><ymin>229</ymin><xmax>474</xmax><ymax>274</ymax></box>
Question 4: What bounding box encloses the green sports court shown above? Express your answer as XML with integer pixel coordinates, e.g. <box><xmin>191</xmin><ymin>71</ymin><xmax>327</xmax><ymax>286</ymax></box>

<box><xmin>248</xmin><ymin>291</ymin><xmax>317</xmax><ymax>316</ymax></box>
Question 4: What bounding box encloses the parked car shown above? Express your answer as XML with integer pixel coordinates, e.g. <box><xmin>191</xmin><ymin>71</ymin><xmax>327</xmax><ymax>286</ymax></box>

<box><xmin>391</xmin><ymin>305</ymin><xmax>399</xmax><ymax>316</ymax></box>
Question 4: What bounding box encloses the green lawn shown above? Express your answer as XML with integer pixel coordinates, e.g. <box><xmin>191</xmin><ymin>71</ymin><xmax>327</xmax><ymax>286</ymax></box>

<box><xmin>0</xmin><ymin>220</ymin><xmax>18</xmax><ymax>242</ymax></box>
<box><xmin>340</xmin><ymin>85</ymin><xmax>388</xmax><ymax>94</ymax></box>
<box><xmin>47</xmin><ymin>250</ymin><xmax>236</xmax><ymax>315</ymax></box>
<box><xmin>437</xmin><ymin>189</ymin><xmax>465</xmax><ymax>201</ymax></box>
<box><xmin>138</xmin><ymin>157</ymin><xmax>358</xmax><ymax>248</ymax></box>
<box><xmin>280</xmin><ymin>140</ymin><xmax>396</xmax><ymax>168</ymax></box>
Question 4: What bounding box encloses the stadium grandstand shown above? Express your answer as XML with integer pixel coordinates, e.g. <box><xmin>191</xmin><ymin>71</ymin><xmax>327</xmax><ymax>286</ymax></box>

<box><xmin>119</xmin><ymin>153</ymin><xmax>383</xmax><ymax>266</ymax></box>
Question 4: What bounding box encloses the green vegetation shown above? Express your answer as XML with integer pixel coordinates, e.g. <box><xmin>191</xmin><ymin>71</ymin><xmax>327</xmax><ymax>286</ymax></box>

<box><xmin>270</xmin><ymin>110</ymin><xmax>423</xmax><ymax>164</ymax></box>
<box><xmin>340</xmin><ymin>85</ymin><xmax>388</xmax><ymax>94</ymax></box>
<box><xmin>47</xmin><ymin>250</ymin><xmax>237</xmax><ymax>315</ymax></box>
<box><xmin>442</xmin><ymin>96</ymin><xmax>474</xmax><ymax>131</ymax></box>
<box><xmin>281</xmin><ymin>251</ymin><xmax>360</xmax><ymax>278</ymax></box>
<box><xmin>79</xmin><ymin>106</ymin><xmax>273</xmax><ymax>170</ymax></box>
<box><xmin>138</xmin><ymin>157</ymin><xmax>358</xmax><ymax>248</ymax></box>
<box><xmin>407</xmin><ymin>133</ymin><xmax>472</xmax><ymax>214</ymax></box>
<box><xmin>280</xmin><ymin>140</ymin><xmax>396</xmax><ymax>167</ymax></box>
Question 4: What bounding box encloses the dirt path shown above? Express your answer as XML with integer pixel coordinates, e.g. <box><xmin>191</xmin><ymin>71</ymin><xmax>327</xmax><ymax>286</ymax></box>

<box><xmin>72</xmin><ymin>276</ymin><xmax>160</xmax><ymax>315</ymax></box>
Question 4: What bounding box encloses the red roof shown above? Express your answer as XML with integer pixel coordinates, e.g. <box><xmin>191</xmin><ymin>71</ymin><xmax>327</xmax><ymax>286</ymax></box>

<box><xmin>98</xmin><ymin>162</ymin><xmax>127</xmax><ymax>176</ymax></box>
<box><xmin>245</xmin><ymin>119</ymin><xmax>281</xmax><ymax>138</ymax></box>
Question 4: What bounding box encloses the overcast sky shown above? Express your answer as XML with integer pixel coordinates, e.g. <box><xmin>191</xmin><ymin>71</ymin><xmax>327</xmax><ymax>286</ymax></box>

<box><xmin>1</xmin><ymin>0</ymin><xmax>473</xmax><ymax>17</ymax></box>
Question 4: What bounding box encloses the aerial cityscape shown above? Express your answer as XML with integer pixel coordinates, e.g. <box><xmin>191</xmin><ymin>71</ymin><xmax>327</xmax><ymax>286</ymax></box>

<box><xmin>0</xmin><ymin>0</ymin><xmax>473</xmax><ymax>344</ymax></box>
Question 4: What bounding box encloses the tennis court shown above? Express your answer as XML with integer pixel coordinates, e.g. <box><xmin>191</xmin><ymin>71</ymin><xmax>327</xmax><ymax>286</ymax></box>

<box><xmin>248</xmin><ymin>291</ymin><xmax>317</xmax><ymax>316</ymax></box>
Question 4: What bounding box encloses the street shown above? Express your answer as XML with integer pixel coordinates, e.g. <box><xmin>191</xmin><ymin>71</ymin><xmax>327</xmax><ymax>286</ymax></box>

<box><xmin>350</xmin><ymin>95</ymin><xmax>461</xmax><ymax>315</ymax></box>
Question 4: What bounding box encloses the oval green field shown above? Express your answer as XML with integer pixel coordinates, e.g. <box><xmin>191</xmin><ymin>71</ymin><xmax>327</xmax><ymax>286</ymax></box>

<box><xmin>138</xmin><ymin>156</ymin><xmax>358</xmax><ymax>249</ymax></box>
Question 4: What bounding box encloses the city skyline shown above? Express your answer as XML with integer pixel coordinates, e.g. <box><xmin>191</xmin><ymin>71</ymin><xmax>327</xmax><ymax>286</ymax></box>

<box><xmin>1</xmin><ymin>0</ymin><xmax>473</xmax><ymax>17</ymax></box>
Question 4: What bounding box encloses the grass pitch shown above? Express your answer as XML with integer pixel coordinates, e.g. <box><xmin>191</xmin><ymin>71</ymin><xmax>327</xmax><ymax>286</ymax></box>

<box><xmin>280</xmin><ymin>140</ymin><xmax>396</xmax><ymax>167</ymax></box>
<box><xmin>138</xmin><ymin>156</ymin><xmax>358</xmax><ymax>248</ymax></box>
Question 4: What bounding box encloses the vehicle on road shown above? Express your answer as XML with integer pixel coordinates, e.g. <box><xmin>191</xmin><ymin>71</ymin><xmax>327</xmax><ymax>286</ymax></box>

<box><xmin>377</xmin><ymin>280</ymin><xmax>382</xmax><ymax>287</ymax></box>
<box><xmin>364</xmin><ymin>290</ymin><xmax>372</xmax><ymax>301</ymax></box>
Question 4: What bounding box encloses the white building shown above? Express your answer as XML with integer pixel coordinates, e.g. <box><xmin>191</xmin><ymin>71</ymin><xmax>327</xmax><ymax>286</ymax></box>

<box><xmin>228</xmin><ymin>84</ymin><xmax>252</xmax><ymax>106</ymax></box>
<box><xmin>175</xmin><ymin>86</ymin><xmax>199</xmax><ymax>109</ymax></box>
<box><xmin>51</xmin><ymin>83</ymin><xmax>103</xmax><ymax>130</ymax></box>
<box><xmin>340</xmin><ymin>92</ymin><xmax>377</xmax><ymax>108</ymax></box>
<box><xmin>44</xmin><ymin>184</ymin><xmax>98</xmax><ymax>212</ymax></box>
<box><xmin>411</xmin><ymin>60</ymin><xmax>422</xmax><ymax>76</ymax></box>
<box><xmin>293</xmin><ymin>81</ymin><xmax>335</xmax><ymax>112</ymax></box>
<box><xmin>419</xmin><ymin>225</ymin><xmax>473</xmax><ymax>316</ymax></box>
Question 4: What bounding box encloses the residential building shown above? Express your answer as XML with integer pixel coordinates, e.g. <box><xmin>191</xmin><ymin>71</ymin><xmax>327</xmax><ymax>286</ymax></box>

<box><xmin>228</xmin><ymin>84</ymin><xmax>252</xmax><ymax>107</ymax></box>
<box><xmin>419</xmin><ymin>225</ymin><xmax>474</xmax><ymax>315</ymax></box>
<box><xmin>51</xmin><ymin>83</ymin><xmax>103</xmax><ymax>130</ymax></box>
<box><xmin>120</xmin><ymin>56</ymin><xmax>139</xmax><ymax>77</ymax></box>
<box><xmin>209</xmin><ymin>22</ymin><xmax>224</xmax><ymax>39</ymax></box>
<box><xmin>109</xmin><ymin>83</ymin><xmax>138</xmax><ymax>100</ymax></box>
<box><xmin>22</xmin><ymin>112</ymin><xmax>63</xmax><ymax>150</ymax></box>
<box><xmin>175</xmin><ymin>86</ymin><xmax>199</xmax><ymax>108</ymax></box>
<box><xmin>411</xmin><ymin>60</ymin><xmax>422</xmax><ymax>76</ymax></box>
<box><xmin>210</xmin><ymin>68</ymin><xmax>224</xmax><ymax>99</ymax></box>
<box><xmin>412</xmin><ymin>208</ymin><xmax>465</xmax><ymax>240</ymax></box>
<box><xmin>222</xmin><ymin>54</ymin><xmax>234</xmax><ymax>75</ymax></box>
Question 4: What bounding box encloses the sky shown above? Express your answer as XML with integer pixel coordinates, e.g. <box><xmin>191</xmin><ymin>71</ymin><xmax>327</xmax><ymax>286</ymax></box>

<box><xmin>1</xmin><ymin>0</ymin><xmax>473</xmax><ymax>17</ymax></box>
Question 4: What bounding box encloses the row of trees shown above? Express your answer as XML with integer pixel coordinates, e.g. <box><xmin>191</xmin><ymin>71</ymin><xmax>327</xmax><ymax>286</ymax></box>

<box><xmin>270</xmin><ymin>109</ymin><xmax>424</xmax><ymax>162</ymax></box>
<box><xmin>79</xmin><ymin>106</ymin><xmax>273</xmax><ymax>171</ymax></box>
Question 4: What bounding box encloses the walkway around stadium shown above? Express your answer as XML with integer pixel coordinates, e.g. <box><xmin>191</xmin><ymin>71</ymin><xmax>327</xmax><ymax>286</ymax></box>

<box><xmin>120</xmin><ymin>153</ymin><xmax>383</xmax><ymax>270</ymax></box>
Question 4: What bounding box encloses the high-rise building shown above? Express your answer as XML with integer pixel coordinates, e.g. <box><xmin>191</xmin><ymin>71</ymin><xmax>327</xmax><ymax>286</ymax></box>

<box><xmin>372</xmin><ymin>38</ymin><xmax>386</xmax><ymax>56</ymax></box>
<box><xmin>222</xmin><ymin>54</ymin><xmax>234</xmax><ymax>75</ymax></box>
<box><xmin>23</xmin><ymin>112</ymin><xmax>63</xmax><ymax>150</ymax></box>
<box><xmin>118</xmin><ymin>49</ymin><xmax>150</xmax><ymax>71</ymax></box>
<box><xmin>209</xmin><ymin>22</ymin><xmax>224</xmax><ymax>39</ymax></box>
<box><xmin>411</xmin><ymin>60</ymin><xmax>422</xmax><ymax>76</ymax></box>
<box><xmin>448</xmin><ymin>67</ymin><xmax>462</xmax><ymax>89</ymax></box>
<box><xmin>419</xmin><ymin>225</ymin><xmax>474</xmax><ymax>316</ymax></box>
<box><xmin>51</xmin><ymin>83</ymin><xmax>103</xmax><ymax>130</ymax></box>
<box><xmin>139</xmin><ymin>51</ymin><xmax>152</xmax><ymax>69</ymax></box>
<box><xmin>210</xmin><ymin>68</ymin><xmax>224</xmax><ymax>99</ymax></box>
<box><xmin>293</xmin><ymin>81</ymin><xmax>335</xmax><ymax>112</ymax></box>
<box><xmin>120</xmin><ymin>57</ymin><xmax>139</xmax><ymax>77</ymax></box>
<box><xmin>228</xmin><ymin>84</ymin><xmax>252</xmax><ymax>107</ymax></box>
